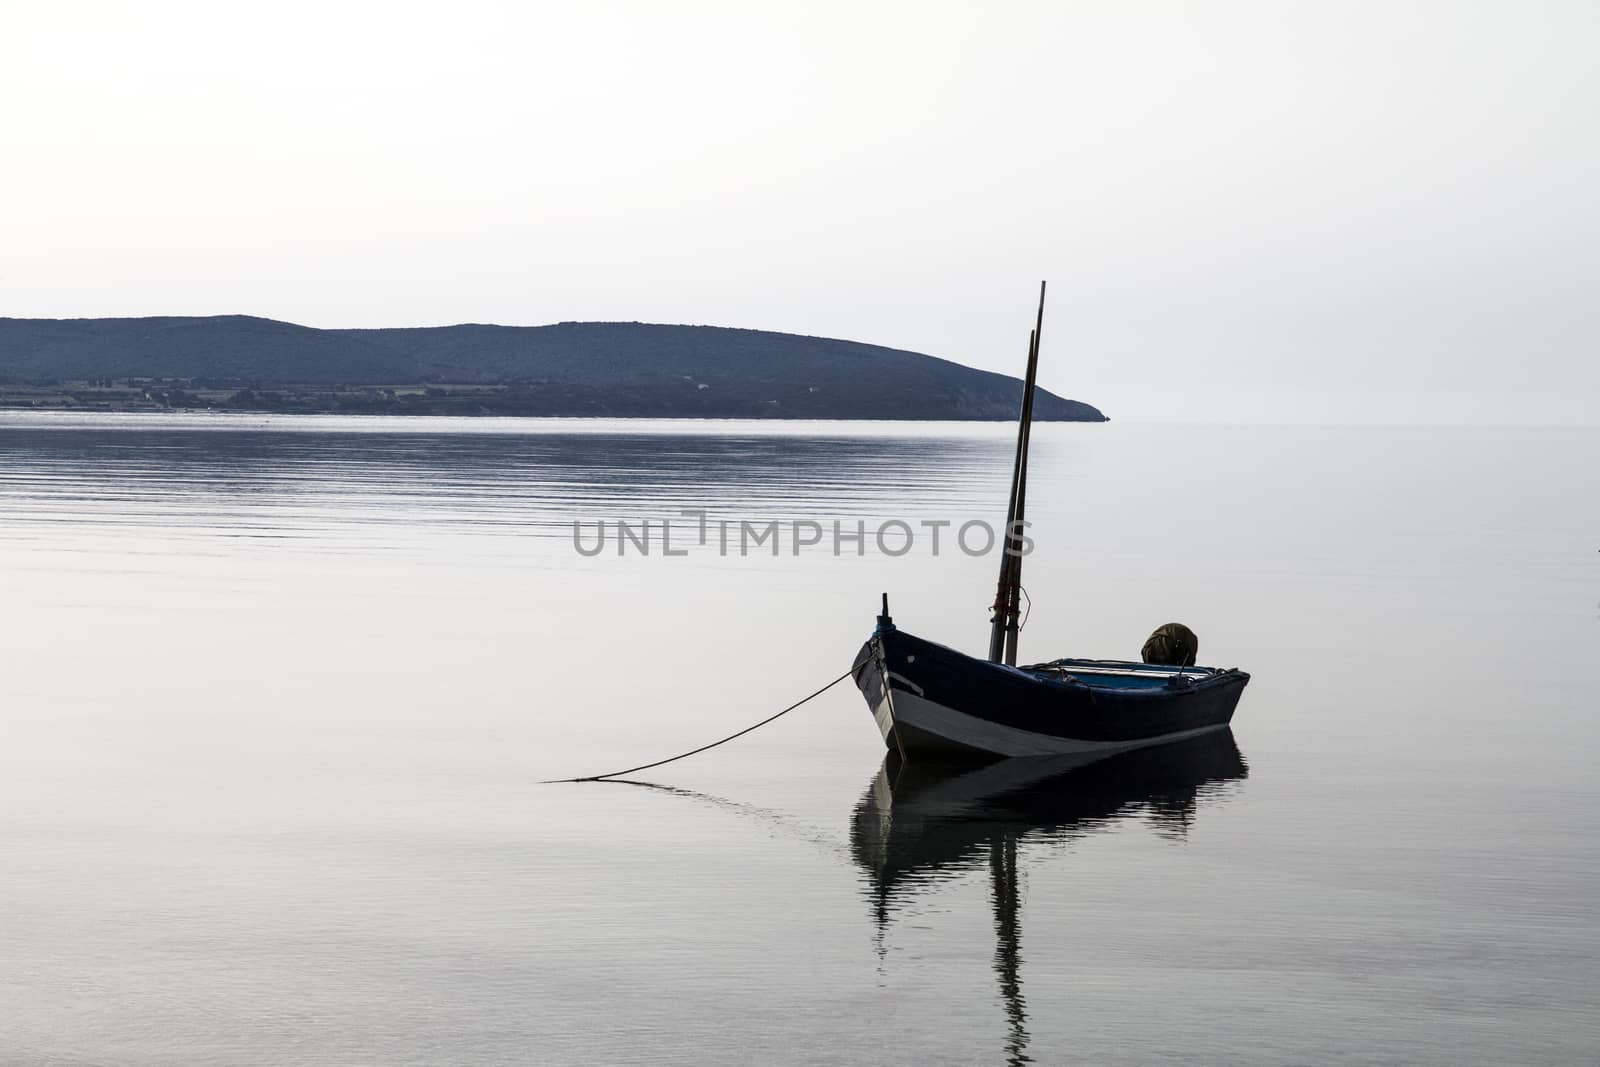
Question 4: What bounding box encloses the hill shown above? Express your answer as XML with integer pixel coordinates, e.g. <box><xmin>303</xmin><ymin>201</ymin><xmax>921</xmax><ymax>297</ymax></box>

<box><xmin>0</xmin><ymin>316</ymin><xmax>1107</xmax><ymax>421</ymax></box>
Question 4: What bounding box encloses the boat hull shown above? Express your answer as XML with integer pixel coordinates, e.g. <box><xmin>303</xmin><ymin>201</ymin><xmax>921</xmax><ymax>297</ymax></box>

<box><xmin>852</xmin><ymin>625</ymin><xmax>1249</xmax><ymax>762</ymax></box>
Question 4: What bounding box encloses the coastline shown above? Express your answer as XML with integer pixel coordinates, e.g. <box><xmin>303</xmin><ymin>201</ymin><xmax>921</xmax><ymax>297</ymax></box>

<box><xmin>0</xmin><ymin>380</ymin><xmax>1108</xmax><ymax>422</ymax></box>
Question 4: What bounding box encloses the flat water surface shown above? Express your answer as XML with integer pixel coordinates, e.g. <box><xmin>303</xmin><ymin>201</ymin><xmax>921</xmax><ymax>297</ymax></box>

<box><xmin>2</xmin><ymin>413</ymin><xmax>1597</xmax><ymax>1064</ymax></box>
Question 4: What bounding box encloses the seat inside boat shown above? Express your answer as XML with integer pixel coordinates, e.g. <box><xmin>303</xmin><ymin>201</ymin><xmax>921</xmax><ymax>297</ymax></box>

<box><xmin>1027</xmin><ymin>659</ymin><xmax>1212</xmax><ymax>690</ymax></box>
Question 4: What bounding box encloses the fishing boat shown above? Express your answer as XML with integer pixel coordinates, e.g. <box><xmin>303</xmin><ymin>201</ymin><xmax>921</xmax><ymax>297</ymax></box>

<box><xmin>851</xmin><ymin>283</ymin><xmax>1249</xmax><ymax>761</ymax></box>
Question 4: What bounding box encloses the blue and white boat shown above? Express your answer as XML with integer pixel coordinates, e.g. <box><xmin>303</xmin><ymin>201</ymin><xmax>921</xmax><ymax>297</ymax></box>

<box><xmin>852</xmin><ymin>284</ymin><xmax>1250</xmax><ymax>761</ymax></box>
<box><xmin>852</xmin><ymin>617</ymin><xmax>1249</xmax><ymax>761</ymax></box>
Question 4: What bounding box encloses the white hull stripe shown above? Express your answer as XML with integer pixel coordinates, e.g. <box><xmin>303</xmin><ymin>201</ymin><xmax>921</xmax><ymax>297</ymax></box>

<box><xmin>886</xmin><ymin>671</ymin><xmax>925</xmax><ymax>696</ymax></box>
<box><xmin>885</xmin><ymin>689</ymin><xmax>1227</xmax><ymax>759</ymax></box>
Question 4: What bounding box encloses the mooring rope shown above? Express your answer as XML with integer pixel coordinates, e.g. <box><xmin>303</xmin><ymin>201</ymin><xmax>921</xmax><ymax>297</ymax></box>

<box><xmin>543</xmin><ymin>668</ymin><xmax>854</xmax><ymax>783</ymax></box>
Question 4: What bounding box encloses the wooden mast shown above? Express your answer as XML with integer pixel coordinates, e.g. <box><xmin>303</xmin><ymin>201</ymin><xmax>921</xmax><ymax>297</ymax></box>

<box><xmin>988</xmin><ymin>281</ymin><xmax>1047</xmax><ymax>665</ymax></box>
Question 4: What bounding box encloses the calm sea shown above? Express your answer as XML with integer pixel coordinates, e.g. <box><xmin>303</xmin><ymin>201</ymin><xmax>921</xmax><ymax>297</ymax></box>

<box><xmin>2</xmin><ymin>413</ymin><xmax>1596</xmax><ymax>1065</ymax></box>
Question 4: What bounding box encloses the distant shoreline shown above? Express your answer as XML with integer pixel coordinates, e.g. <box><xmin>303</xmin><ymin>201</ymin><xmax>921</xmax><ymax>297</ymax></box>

<box><xmin>0</xmin><ymin>380</ymin><xmax>1107</xmax><ymax>422</ymax></box>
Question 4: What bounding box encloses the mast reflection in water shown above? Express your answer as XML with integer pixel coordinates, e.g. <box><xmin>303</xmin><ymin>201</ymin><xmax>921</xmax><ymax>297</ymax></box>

<box><xmin>850</xmin><ymin>730</ymin><xmax>1250</xmax><ymax>1066</ymax></box>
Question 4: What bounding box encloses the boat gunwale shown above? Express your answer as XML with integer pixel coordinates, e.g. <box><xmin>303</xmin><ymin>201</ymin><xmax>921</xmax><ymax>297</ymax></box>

<box><xmin>879</xmin><ymin>628</ymin><xmax>1249</xmax><ymax>696</ymax></box>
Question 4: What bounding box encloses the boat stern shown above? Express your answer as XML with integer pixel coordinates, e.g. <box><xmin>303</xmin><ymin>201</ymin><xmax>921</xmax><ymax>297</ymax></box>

<box><xmin>852</xmin><ymin>632</ymin><xmax>899</xmax><ymax>749</ymax></box>
<box><xmin>852</xmin><ymin>595</ymin><xmax>903</xmax><ymax>749</ymax></box>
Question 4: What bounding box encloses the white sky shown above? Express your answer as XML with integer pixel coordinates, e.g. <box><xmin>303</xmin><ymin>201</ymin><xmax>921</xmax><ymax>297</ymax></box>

<box><xmin>3</xmin><ymin>1</ymin><xmax>1595</xmax><ymax>423</ymax></box>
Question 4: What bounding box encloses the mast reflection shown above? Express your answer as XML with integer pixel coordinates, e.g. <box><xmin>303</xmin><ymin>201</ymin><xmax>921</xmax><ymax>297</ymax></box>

<box><xmin>851</xmin><ymin>729</ymin><xmax>1249</xmax><ymax>1066</ymax></box>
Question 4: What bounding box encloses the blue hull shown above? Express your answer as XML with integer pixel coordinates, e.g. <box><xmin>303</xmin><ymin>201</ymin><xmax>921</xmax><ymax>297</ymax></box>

<box><xmin>852</xmin><ymin>624</ymin><xmax>1250</xmax><ymax>760</ymax></box>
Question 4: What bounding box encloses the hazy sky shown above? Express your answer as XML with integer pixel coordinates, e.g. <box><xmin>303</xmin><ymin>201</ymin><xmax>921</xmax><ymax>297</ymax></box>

<box><xmin>4</xmin><ymin>1</ymin><xmax>1595</xmax><ymax>423</ymax></box>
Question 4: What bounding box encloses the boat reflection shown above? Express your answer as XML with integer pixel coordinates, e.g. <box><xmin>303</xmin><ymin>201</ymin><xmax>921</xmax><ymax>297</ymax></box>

<box><xmin>850</xmin><ymin>729</ymin><xmax>1249</xmax><ymax>1066</ymax></box>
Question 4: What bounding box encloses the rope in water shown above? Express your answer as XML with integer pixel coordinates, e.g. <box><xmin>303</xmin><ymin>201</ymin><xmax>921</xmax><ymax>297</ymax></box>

<box><xmin>543</xmin><ymin>668</ymin><xmax>854</xmax><ymax>783</ymax></box>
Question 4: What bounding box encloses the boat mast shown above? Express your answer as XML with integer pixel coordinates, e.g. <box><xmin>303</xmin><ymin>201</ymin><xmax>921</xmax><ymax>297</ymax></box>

<box><xmin>988</xmin><ymin>281</ymin><xmax>1046</xmax><ymax>665</ymax></box>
